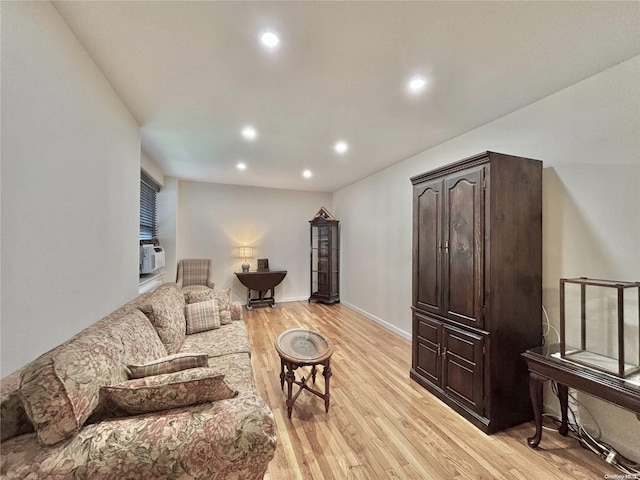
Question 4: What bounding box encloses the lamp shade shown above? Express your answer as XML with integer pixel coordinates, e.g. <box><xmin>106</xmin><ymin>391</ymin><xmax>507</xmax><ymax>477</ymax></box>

<box><xmin>239</xmin><ymin>246</ymin><xmax>253</xmax><ymax>259</ymax></box>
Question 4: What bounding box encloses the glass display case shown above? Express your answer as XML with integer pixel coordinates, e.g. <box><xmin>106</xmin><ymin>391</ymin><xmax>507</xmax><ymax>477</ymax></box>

<box><xmin>309</xmin><ymin>207</ymin><xmax>339</xmax><ymax>304</ymax></box>
<box><xmin>559</xmin><ymin>277</ymin><xmax>640</xmax><ymax>379</ymax></box>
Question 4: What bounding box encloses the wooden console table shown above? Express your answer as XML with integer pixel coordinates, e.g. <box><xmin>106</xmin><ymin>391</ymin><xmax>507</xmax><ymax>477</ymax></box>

<box><xmin>522</xmin><ymin>344</ymin><xmax>640</xmax><ymax>448</ymax></box>
<box><xmin>235</xmin><ymin>270</ymin><xmax>287</xmax><ymax>310</ymax></box>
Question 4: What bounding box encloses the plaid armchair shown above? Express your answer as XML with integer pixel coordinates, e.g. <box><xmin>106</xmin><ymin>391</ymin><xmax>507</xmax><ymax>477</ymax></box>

<box><xmin>176</xmin><ymin>259</ymin><xmax>215</xmax><ymax>293</ymax></box>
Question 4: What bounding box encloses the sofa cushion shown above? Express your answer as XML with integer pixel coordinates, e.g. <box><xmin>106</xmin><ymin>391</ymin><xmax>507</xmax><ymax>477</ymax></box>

<box><xmin>127</xmin><ymin>353</ymin><xmax>208</xmax><ymax>379</ymax></box>
<box><xmin>185</xmin><ymin>289</ymin><xmax>232</xmax><ymax>325</ymax></box>
<box><xmin>207</xmin><ymin>353</ymin><xmax>256</xmax><ymax>397</ymax></box>
<box><xmin>185</xmin><ymin>299</ymin><xmax>220</xmax><ymax>334</ymax></box>
<box><xmin>19</xmin><ymin>338</ymin><xmax>122</xmax><ymax>446</ymax></box>
<box><xmin>101</xmin><ymin>368</ymin><xmax>237</xmax><ymax>415</ymax></box>
<box><xmin>139</xmin><ymin>282</ymin><xmax>186</xmax><ymax>354</ymax></box>
<box><xmin>180</xmin><ymin>321</ymin><xmax>251</xmax><ymax>359</ymax></box>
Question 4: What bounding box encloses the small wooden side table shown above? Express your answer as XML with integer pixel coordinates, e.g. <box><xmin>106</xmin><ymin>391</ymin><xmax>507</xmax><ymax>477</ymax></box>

<box><xmin>235</xmin><ymin>270</ymin><xmax>287</xmax><ymax>309</ymax></box>
<box><xmin>275</xmin><ymin>328</ymin><xmax>334</xmax><ymax>419</ymax></box>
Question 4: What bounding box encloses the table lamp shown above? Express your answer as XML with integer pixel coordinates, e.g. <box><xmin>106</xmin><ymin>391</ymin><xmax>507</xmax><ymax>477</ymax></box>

<box><xmin>239</xmin><ymin>246</ymin><xmax>253</xmax><ymax>272</ymax></box>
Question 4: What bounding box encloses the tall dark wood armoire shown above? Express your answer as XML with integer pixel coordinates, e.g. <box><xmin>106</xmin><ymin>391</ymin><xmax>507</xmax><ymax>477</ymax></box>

<box><xmin>410</xmin><ymin>151</ymin><xmax>542</xmax><ymax>434</ymax></box>
<box><xmin>309</xmin><ymin>207</ymin><xmax>340</xmax><ymax>305</ymax></box>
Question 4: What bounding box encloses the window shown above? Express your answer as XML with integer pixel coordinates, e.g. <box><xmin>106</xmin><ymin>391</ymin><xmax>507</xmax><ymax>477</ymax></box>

<box><xmin>140</xmin><ymin>171</ymin><xmax>160</xmax><ymax>240</ymax></box>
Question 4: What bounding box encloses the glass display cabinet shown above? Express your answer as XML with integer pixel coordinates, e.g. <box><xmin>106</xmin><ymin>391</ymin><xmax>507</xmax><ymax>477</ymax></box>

<box><xmin>309</xmin><ymin>207</ymin><xmax>339</xmax><ymax>304</ymax></box>
<box><xmin>560</xmin><ymin>277</ymin><xmax>640</xmax><ymax>379</ymax></box>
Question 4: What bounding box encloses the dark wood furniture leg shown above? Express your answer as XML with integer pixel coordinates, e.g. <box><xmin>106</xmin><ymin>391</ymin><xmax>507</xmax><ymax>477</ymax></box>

<box><xmin>557</xmin><ymin>383</ymin><xmax>569</xmax><ymax>436</ymax></box>
<box><xmin>285</xmin><ymin>362</ymin><xmax>295</xmax><ymax>419</ymax></box>
<box><xmin>323</xmin><ymin>360</ymin><xmax>332</xmax><ymax>413</ymax></box>
<box><xmin>522</xmin><ymin>345</ymin><xmax>640</xmax><ymax>449</ymax></box>
<box><xmin>527</xmin><ymin>372</ymin><xmax>544</xmax><ymax>448</ymax></box>
<box><xmin>280</xmin><ymin>359</ymin><xmax>285</xmax><ymax>390</ymax></box>
<box><xmin>245</xmin><ymin>288</ymin><xmax>252</xmax><ymax>310</ymax></box>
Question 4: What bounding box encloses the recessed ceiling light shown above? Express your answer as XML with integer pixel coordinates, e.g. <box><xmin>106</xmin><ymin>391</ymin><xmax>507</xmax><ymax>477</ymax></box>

<box><xmin>302</xmin><ymin>169</ymin><xmax>313</xmax><ymax>179</ymax></box>
<box><xmin>260</xmin><ymin>31</ymin><xmax>280</xmax><ymax>49</ymax></box>
<box><xmin>408</xmin><ymin>76</ymin><xmax>428</xmax><ymax>93</ymax></box>
<box><xmin>334</xmin><ymin>141</ymin><xmax>349</xmax><ymax>154</ymax></box>
<box><xmin>236</xmin><ymin>162</ymin><xmax>247</xmax><ymax>171</ymax></box>
<box><xmin>241</xmin><ymin>126</ymin><xmax>257</xmax><ymax>140</ymax></box>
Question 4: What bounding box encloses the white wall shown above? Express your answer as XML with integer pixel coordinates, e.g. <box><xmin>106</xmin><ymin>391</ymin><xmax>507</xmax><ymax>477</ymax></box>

<box><xmin>176</xmin><ymin>180</ymin><xmax>332</xmax><ymax>304</ymax></box>
<box><xmin>158</xmin><ymin>176</ymin><xmax>179</xmax><ymax>284</ymax></box>
<box><xmin>141</xmin><ymin>150</ymin><xmax>165</xmax><ymax>188</ymax></box>
<box><xmin>1</xmin><ymin>2</ymin><xmax>141</xmax><ymax>375</ymax></box>
<box><xmin>334</xmin><ymin>56</ymin><xmax>640</xmax><ymax>459</ymax></box>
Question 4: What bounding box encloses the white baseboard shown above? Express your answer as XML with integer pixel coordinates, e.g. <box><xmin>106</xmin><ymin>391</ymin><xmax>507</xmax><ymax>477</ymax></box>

<box><xmin>341</xmin><ymin>301</ymin><xmax>411</xmax><ymax>341</ymax></box>
<box><xmin>239</xmin><ymin>296</ymin><xmax>308</xmax><ymax>307</ymax></box>
<box><xmin>281</xmin><ymin>296</ymin><xmax>310</xmax><ymax>303</ymax></box>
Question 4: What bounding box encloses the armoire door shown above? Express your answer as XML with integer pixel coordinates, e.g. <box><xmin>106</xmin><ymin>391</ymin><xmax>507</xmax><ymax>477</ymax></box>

<box><xmin>413</xmin><ymin>179</ymin><xmax>443</xmax><ymax>315</ymax></box>
<box><xmin>443</xmin><ymin>167</ymin><xmax>485</xmax><ymax>329</ymax></box>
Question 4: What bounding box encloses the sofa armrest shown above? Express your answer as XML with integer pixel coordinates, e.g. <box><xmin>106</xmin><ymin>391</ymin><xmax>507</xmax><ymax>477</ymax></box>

<box><xmin>1</xmin><ymin>396</ymin><xmax>276</xmax><ymax>479</ymax></box>
<box><xmin>91</xmin><ymin>396</ymin><xmax>275</xmax><ymax>478</ymax></box>
<box><xmin>231</xmin><ymin>301</ymin><xmax>243</xmax><ymax>321</ymax></box>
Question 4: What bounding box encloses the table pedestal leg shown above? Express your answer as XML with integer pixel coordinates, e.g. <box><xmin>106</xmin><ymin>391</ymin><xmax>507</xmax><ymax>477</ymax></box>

<box><xmin>323</xmin><ymin>361</ymin><xmax>332</xmax><ymax>413</ymax></box>
<box><xmin>527</xmin><ymin>373</ymin><xmax>544</xmax><ymax>448</ymax></box>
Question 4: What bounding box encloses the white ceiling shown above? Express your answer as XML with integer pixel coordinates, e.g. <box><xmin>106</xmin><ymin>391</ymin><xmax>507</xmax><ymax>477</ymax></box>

<box><xmin>53</xmin><ymin>1</ymin><xmax>640</xmax><ymax>192</ymax></box>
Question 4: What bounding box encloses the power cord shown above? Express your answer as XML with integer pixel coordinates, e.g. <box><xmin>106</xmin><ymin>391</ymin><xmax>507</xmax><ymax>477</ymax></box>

<box><xmin>541</xmin><ymin>304</ymin><xmax>560</xmax><ymax>346</ymax></box>
<box><xmin>546</xmin><ymin>381</ymin><xmax>640</xmax><ymax>475</ymax></box>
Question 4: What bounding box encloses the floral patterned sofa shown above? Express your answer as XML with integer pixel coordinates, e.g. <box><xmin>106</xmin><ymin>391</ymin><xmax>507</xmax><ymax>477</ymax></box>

<box><xmin>0</xmin><ymin>282</ymin><xmax>276</xmax><ymax>479</ymax></box>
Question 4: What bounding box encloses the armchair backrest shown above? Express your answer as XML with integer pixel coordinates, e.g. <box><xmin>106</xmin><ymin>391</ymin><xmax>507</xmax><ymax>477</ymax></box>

<box><xmin>176</xmin><ymin>259</ymin><xmax>214</xmax><ymax>288</ymax></box>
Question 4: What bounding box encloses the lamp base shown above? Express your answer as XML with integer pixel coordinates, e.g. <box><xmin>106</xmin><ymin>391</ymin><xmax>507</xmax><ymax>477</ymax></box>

<box><xmin>241</xmin><ymin>262</ymin><xmax>250</xmax><ymax>272</ymax></box>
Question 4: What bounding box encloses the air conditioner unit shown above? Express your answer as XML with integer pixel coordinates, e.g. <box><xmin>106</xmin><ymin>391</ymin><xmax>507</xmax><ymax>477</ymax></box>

<box><xmin>140</xmin><ymin>245</ymin><xmax>165</xmax><ymax>274</ymax></box>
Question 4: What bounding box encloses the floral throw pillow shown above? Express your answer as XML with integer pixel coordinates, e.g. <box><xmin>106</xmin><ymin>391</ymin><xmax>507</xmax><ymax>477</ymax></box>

<box><xmin>19</xmin><ymin>337</ymin><xmax>123</xmax><ymax>446</ymax></box>
<box><xmin>185</xmin><ymin>289</ymin><xmax>232</xmax><ymax>325</ymax></box>
<box><xmin>127</xmin><ymin>352</ymin><xmax>208</xmax><ymax>379</ymax></box>
<box><xmin>101</xmin><ymin>368</ymin><xmax>238</xmax><ymax>415</ymax></box>
<box><xmin>185</xmin><ymin>299</ymin><xmax>220</xmax><ymax>334</ymax></box>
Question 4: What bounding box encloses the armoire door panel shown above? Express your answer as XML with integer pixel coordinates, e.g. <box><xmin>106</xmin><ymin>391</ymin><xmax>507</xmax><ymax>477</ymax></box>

<box><xmin>414</xmin><ymin>313</ymin><xmax>442</xmax><ymax>385</ymax></box>
<box><xmin>416</xmin><ymin>342</ymin><xmax>440</xmax><ymax>385</ymax></box>
<box><xmin>414</xmin><ymin>180</ymin><xmax>442</xmax><ymax>314</ymax></box>
<box><xmin>443</xmin><ymin>326</ymin><xmax>484</xmax><ymax>414</ymax></box>
<box><xmin>444</xmin><ymin>359</ymin><xmax>476</xmax><ymax>404</ymax></box>
<box><xmin>443</xmin><ymin>168</ymin><xmax>485</xmax><ymax>328</ymax></box>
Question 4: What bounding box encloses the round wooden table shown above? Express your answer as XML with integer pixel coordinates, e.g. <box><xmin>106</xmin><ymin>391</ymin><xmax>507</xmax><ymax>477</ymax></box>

<box><xmin>275</xmin><ymin>328</ymin><xmax>334</xmax><ymax>419</ymax></box>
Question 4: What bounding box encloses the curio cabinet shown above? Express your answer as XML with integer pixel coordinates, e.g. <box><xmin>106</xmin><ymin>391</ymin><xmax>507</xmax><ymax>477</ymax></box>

<box><xmin>309</xmin><ymin>207</ymin><xmax>340</xmax><ymax>304</ymax></box>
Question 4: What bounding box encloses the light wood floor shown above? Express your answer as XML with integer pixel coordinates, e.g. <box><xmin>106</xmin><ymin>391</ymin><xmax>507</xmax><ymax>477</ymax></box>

<box><xmin>245</xmin><ymin>301</ymin><xmax>612</xmax><ymax>479</ymax></box>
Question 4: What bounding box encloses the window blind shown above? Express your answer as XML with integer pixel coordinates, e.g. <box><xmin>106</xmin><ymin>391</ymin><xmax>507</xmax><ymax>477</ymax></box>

<box><xmin>140</xmin><ymin>171</ymin><xmax>160</xmax><ymax>240</ymax></box>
